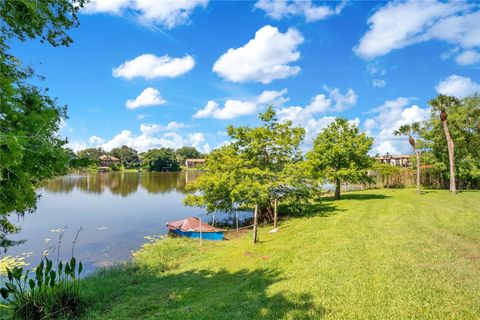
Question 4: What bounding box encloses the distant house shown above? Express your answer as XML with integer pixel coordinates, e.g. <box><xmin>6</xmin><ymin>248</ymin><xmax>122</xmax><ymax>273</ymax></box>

<box><xmin>375</xmin><ymin>154</ymin><xmax>411</xmax><ymax>167</ymax></box>
<box><xmin>99</xmin><ymin>155</ymin><xmax>120</xmax><ymax>167</ymax></box>
<box><xmin>185</xmin><ymin>158</ymin><xmax>205</xmax><ymax>169</ymax></box>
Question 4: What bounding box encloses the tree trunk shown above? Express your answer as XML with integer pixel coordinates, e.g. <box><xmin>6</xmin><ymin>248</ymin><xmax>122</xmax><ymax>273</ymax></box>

<box><xmin>258</xmin><ymin>204</ymin><xmax>274</xmax><ymax>222</ymax></box>
<box><xmin>273</xmin><ymin>199</ymin><xmax>278</xmax><ymax>228</ymax></box>
<box><xmin>253</xmin><ymin>204</ymin><xmax>258</xmax><ymax>245</ymax></box>
<box><xmin>442</xmin><ymin>120</ymin><xmax>456</xmax><ymax>193</ymax></box>
<box><xmin>415</xmin><ymin>150</ymin><xmax>421</xmax><ymax>194</ymax></box>
<box><xmin>334</xmin><ymin>179</ymin><xmax>341</xmax><ymax>200</ymax></box>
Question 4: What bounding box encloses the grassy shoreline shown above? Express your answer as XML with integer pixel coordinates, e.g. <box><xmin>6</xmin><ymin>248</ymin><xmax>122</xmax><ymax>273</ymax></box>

<box><xmin>73</xmin><ymin>188</ymin><xmax>480</xmax><ymax>319</ymax></box>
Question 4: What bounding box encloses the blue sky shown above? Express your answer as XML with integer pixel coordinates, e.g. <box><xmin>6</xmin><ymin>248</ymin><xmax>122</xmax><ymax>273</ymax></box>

<box><xmin>13</xmin><ymin>0</ymin><xmax>480</xmax><ymax>155</ymax></box>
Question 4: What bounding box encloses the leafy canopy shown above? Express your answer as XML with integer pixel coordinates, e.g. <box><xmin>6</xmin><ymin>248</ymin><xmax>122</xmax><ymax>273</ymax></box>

<box><xmin>176</xmin><ymin>146</ymin><xmax>202</xmax><ymax>164</ymax></box>
<box><xmin>185</xmin><ymin>106</ymin><xmax>313</xmax><ymax>220</ymax></box>
<box><xmin>110</xmin><ymin>145</ymin><xmax>140</xmax><ymax>167</ymax></box>
<box><xmin>0</xmin><ymin>0</ymin><xmax>85</xmax><ymax>249</ymax></box>
<box><xmin>422</xmin><ymin>94</ymin><xmax>480</xmax><ymax>187</ymax></box>
<box><xmin>141</xmin><ymin>148</ymin><xmax>181</xmax><ymax>172</ymax></box>
<box><xmin>307</xmin><ymin>118</ymin><xmax>373</xmax><ymax>197</ymax></box>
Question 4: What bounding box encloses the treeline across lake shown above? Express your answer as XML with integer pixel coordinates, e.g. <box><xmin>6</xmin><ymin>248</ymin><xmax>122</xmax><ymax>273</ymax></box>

<box><xmin>69</xmin><ymin>146</ymin><xmax>205</xmax><ymax>172</ymax></box>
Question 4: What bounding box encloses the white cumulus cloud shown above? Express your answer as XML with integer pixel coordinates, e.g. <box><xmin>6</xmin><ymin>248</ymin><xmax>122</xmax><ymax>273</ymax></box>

<box><xmin>354</xmin><ymin>1</ymin><xmax>479</xmax><ymax>65</ymax></box>
<box><xmin>256</xmin><ymin>88</ymin><xmax>289</xmax><ymax>106</ymax></box>
<box><xmin>113</xmin><ymin>54</ymin><xmax>195</xmax><ymax>80</ymax></box>
<box><xmin>213</xmin><ymin>25</ymin><xmax>304</xmax><ymax>84</ymax></box>
<box><xmin>188</xmin><ymin>132</ymin><xmax>205</xmax><ymax>148</ymax></box>
<box><xmin>435</xmin><ymin>75</ymin><xmax>480</xmax><ymax>98</ymax></box>
<box><xmin>194</xmin><ymin>89</ymin><xmax>289</xmax><ymax>120</ymax></box>
<box><xmin>255</xmin><ymin>0</ymin><xmax>345</xmax><ymax>22</ymax></box>
<box><xmin>365</xmin><ymin>97</ymin><xmax>430</xmax><ymax>155</ymax></box>
<box><xmin>83</xmin><ymin>0</ymin><xmax>208</xmax><ymax>29</ymax></box>
<box><xmin>193</xmin><ymin>100</ymin><xmax>257</xmax><ymax>120</ymax></box>
<box><xmin>455</xmin><ymin>50</ymin><xmax>480</xmax><ymax>65</ymax></box>
<box><xmin>126</xmin><ymin>87</ymin><xmax>166</xmax><ymax>109</ymax></box>
<box><xmin>82</xmin><ymin>0</ymin><xmax>130</xmax><ymax>14</ymax></box>
<box><xmin>140</xmin><ymin>121</ymin><xmax>188</xmax><ymax>135</ymax></box>
<box><xmin>89</xmin><ymin>135</ymin><xmax>105</xmax><ymax>146</ymax></box>
<box><xmin>276</xmin><ymin>87</ymin><xmax>358</xmax><ymax>144</ymax></box>
<box><xmin>96</xmin><ymin>125</ymin><xmax>206</xmax><ymax>152</ymax></box>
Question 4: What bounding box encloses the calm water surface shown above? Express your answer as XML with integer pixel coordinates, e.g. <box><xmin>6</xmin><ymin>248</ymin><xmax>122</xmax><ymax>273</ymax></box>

<box><xmin>3</xmin><ymin>171</ymin><xmax>243</xmax><ymax>274</ymax></box>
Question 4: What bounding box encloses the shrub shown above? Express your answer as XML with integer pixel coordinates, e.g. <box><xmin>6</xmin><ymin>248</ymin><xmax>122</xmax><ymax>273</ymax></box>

<box><xmin>110</xmin><ymin>163</ymin><xmax>122</xmax><ymax>171</ymax></box>
<box><xmin>0</xmin><ymin>257</ymin><xmax>83</xmax><ymax>319</ymax></box>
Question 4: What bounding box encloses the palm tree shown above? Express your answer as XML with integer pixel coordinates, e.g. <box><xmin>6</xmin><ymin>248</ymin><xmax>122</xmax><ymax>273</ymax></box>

<box><xmin>428</xmin><ymin>94</ymin><xmax>460</xmax><ymax>193</ymax></box>
<box><xmin>394</xmin><ymin>122</ymin><xmax>421</xmax><ymax>194</ymax></box>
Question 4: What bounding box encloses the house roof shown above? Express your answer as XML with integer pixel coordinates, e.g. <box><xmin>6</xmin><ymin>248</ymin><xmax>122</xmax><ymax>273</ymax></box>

<box><xmin>185</xmin><ymin>158</ymin><xmax>205</xmax><ymax>162</ymax></box>
<box><xmin>99</xmin><ymin>155</ymin><xmax>120</xmax><ymax>161</ymax></box>
<box><xmin>375</xmin><ymin>155</ymin><xmax>411</xmax><ymax>160</ymax></box>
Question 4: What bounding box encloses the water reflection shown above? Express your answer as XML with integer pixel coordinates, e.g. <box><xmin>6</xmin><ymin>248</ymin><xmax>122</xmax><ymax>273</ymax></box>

<box><xmin>2</xmin><ymin>171</ymin><xmax>223</xmax><ymax>274</ymax></box>
<box><xmin>43</xmin><ymin>171</ymin><xmax>204</xmax><ymax>196</ymax></box>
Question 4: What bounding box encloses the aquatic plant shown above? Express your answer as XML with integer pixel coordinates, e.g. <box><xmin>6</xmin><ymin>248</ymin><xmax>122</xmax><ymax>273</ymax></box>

<box><xmin>0</xmin><ymin>257</ymin><xmax>83</xmax><ymax>319</ymax></box>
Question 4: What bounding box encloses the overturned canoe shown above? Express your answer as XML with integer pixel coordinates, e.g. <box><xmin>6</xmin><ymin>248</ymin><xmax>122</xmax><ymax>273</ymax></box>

<box><xmin>166</xmin><ymin>217</ymin><xmax>223</xmax><ymax>241</ymax></box>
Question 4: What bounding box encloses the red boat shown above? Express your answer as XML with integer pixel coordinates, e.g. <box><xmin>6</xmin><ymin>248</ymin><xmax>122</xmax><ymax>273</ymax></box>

<box><xmin>166</xmin><ymin>217</ymin><xmax>224</xmax><ymax>241</ymax></box>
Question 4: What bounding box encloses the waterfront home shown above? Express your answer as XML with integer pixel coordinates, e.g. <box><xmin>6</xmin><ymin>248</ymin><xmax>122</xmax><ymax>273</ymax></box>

<box><xmin>375</xmin><ymin>154</ymin><xmax>411</xmax><ymax>167</ymax></box>
<box><xmin>185</xmin><ymin>158</ymin><xmax>205</xmax><ymax>169</ymax></box>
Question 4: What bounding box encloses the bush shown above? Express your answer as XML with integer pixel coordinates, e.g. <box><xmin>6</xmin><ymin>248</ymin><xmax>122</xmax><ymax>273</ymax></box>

<box><xmin>110</xmin><ymin>163</ymin><xmax>126</xmax><ymax>171</ymax></box>
<box><xmin>0</xmin><ymin>257</ymin><xmax>83</xmax><ymax>319</ymax></box>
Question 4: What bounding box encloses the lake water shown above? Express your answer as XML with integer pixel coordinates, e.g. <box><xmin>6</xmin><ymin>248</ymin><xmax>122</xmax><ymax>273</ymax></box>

<box><xmin>2</xmin><ymin>171</ymin><xmax>246</xmax><ymax>274</ymax></box>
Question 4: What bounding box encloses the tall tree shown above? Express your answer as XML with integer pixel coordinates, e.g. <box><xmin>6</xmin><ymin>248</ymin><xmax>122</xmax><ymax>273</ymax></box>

<box><xmin>176</xmin><ymin>146</ymin><xmax>202</xmax><ymax>165</ymax></box>
<box><xmin>141</xmin><ymin>148</ymin><xmax>181</xmax><ymax>172</ymax></box>
<box><xmin>76</xmin><ymin>147</ymin><xmax>106</xmax><ymax>165</ymax></box>
<box><xmin>428</xmin><ymin>94</ymin><xmax>460</xmax><ymax>193</ymax></box>
<box><xmin>184</xmin><ymin>107</ymin><xmax>312</xmax><ymax>243</ymax></box>
<box><xmin>0</xmin><ymin>0</ymin><xmax>85</xmax><ymax>249</ymax></box>
<box><xmin>110</xmin><ymin>145</ymin><xmax>139</xmax><ymax>167</ymax></box>
<box><xmin>422</xmin><ymin>94</ymin><xmax>480</xmax><ymax>190</ymax></box>
<box><xmin>394</xmin><ymin>122</ymin><xmax>422</xmax><ymax>193</ymax></box>
<box><xmin>307</xmin><ymin>118</ymin><xmax>373</xmax><ymax>200</ymax></box>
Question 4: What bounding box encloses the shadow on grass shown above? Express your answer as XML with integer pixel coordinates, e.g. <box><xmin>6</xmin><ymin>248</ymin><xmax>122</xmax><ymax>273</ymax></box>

<box><xmin>301</xmin><ymin>201</ymin><xmax>344</xmax><ymax>217</ymax></box>
<box><xmin>330</xmin><ymin>193</ymin><xmax>391</xmax><ymax>201</ymax></box>
<box><xmin>79</xmin><ymin>266</ymin><xmax>325</xmax><ymax>319</ymax></box>
<box><xmin>281</xmin><ymin>200</ymin><xmax>345</xmax><ymax>220</ymax></box>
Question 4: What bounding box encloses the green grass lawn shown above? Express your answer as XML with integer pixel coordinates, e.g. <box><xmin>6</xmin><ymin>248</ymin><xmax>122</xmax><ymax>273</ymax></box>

<box><xmin>77</xmin><ymin>188</ymin><xmax>480</xmax><ymax>319</ymax></box>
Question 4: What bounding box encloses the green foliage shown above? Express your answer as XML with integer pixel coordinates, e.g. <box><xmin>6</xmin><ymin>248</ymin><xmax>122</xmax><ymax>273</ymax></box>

<box><xmin>428</xmin><ymin>94</ymin><xmax>461</xmax><ymax>115</ymax></box>
<box><xmin>76</xmin><ymin>148</ymin><xmax>106</xmax><ymax>166</ymax></box>
<box><xmin>393</xmin><ymin>122</ymin><xmax>422</xmax><ymax>149</ymax></box>
<box><xmin>373</xmin><ymin>163</ymin><xmax>401</xmax><ymax>188</ymax></box>
<box><xmin>62</xmin><ymin>148</ymin><xmax>93</xmax><ymax>169</ymax></box>
<box><xmin>422</xmin><ymin>94</ymin><xmax>480</xmax><ymax>189</ymax></box>
<box><xmin>0</xmin><ymin>0</ymin><xmax>85</xmax><ymax>47</ymax></box>
<box><xmin>307</xmin><ymin>118</ymin><xmax>374</xmax><ymax>199</ymax></box>
<box><xmin>109</xmin><ymin>145</ymin><xmax>139</xmax><ymax>168</ymax></box>
<box><xmin>0</xmin><ymin>0</ymin><xmax>84</xmax><ymax>249</ymax></box>
<box><xmin>1</xmin><ymin>257</ymin><xmax>83</xmax><ymax>319</ymax></box>
<box><xmin>141</xmin><ymin>148</ymin><xmax>181</xmax><ymax>172</ymax></box>
<box><xmin>185</xmin><ymin>106</ymin><xmax>315</xmax><ymax>220</ymax></box>
<box><xmin>176</xmin><ymin>146</ymin><xmax>202</xmax><ymax>164</ymax></box>
<box><xmin>110</xmin><ymin>163</ymin><xmax>123</xmax><ymax>171</ymax></box>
